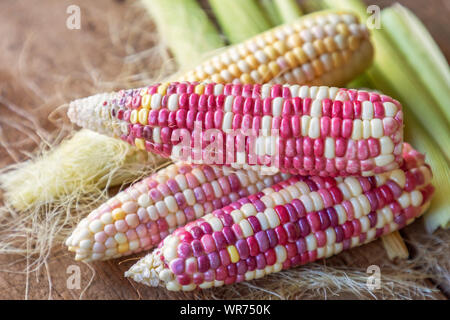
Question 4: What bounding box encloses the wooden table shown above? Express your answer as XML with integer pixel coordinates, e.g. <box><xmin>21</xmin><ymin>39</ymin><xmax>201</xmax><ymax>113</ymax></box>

<box><xmin>0</xmin><ymin>0</ymin><xmax>448</xmax><ymax>300</ymax></box>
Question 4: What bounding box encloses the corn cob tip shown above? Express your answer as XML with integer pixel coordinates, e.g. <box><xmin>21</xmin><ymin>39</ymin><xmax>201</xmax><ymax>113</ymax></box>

<box><xmin>125</xmin><ymin>252</ymin><xmax>161</xmax><ymax>287</ymax></box>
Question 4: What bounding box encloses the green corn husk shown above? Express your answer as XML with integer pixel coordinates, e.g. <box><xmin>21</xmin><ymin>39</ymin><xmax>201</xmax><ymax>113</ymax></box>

<box><xmin>142</xmin><ymin>0</ymin><xmax>225</xmax><ymax>68</ymax></box>
<box><xmin>259</xmin><ymin>0</ymin><xmax>283</xmax><ymax>26</ymax></box>
<box><xmin>382</xmin><ymin>4</ymin><xmax>450</xmax><ymax>124</ymax></box>
<box><xmin>208</xmin><ymin>0</ymin><xmax>272</xmax><ymax>43</ymax></box>
<box><xmin>321</xmin><ymin>0</ymin><xmax>450</xmax><ymax>162</ymax></box>
<box><xmin>320</xmin><ymin>0</ymin><xmax>450</xmax><ymax>232</ymax></box>
<box><xmin>274</xmin><ymin>0</ymin><xmax>303</xmax><ymax>23</ymax></box>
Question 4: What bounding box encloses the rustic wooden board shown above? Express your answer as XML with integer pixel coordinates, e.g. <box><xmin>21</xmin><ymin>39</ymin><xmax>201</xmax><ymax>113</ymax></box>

<box><xmin>0</xmin><ymin>0</ymin><xmax>448</xmax><ymax>300</ymax></box>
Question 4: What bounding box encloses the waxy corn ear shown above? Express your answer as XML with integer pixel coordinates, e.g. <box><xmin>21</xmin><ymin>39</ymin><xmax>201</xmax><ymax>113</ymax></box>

<box><xmin>125</xmin><ymin>144</ymin><xmax>434</xmax><ymax>291</ymax></box>
<box><xmin>68</xmin><ymin>82</ymin><xmax>403</xmax><ymax>177</ymax></box>
<box><xmin>180</xmin><ymin>10</ymin><xmax>373</xmax><ymax>87</ymax></box>
<box><xmin>67</xmin><ymin>162</ymin><xmax>290</xmax><ymax>262</ymax></box>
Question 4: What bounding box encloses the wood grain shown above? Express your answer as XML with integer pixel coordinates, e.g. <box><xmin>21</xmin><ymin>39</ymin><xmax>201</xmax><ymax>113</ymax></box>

<box><xmin>0</xmin><ymin>0</ymin><xmax>448</xmax><ymax>300</ymax></box>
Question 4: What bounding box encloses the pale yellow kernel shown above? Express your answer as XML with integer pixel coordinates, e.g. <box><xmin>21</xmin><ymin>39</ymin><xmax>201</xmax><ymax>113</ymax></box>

<box><xmin>138</xmin><ymin>108</ymin><xmax>148</xmax><ymax>125</ymax></box>
<box><xmin>337</xmin><ymin>182</ymin><xmax>352</xmax><ymax>200</ymax></box>
<box><xmin>245</xmin><ymin>55</ymin><xmax>259</xmax><ymax>69</ymax></box>
<box><xmin>155</xmin><ymin>201</ymin><xmax>169</xmax><ymax>217</ymax></box>
<box><xmin>151</xmin><ymin>93</ymin><xmax>162</xmax><ymax>110</ymax></box>
<box><xmin>260</xmin><ymin>195</ymin><xmax>275</xmax><ymax>208</ymax></box>
<box><xmin>101</xmin><ymin>212</ymin><xmax>113</xmax><ymax>225</ymax></box>
<box><xmin>240</xmin><ymin>219</ymin><xmax>254</xmax><ymax>237</ymax></box>
<box><xmin>164</xmin><ymin>196</ymin><xmax>178</xmax><ymax>213</ymax></box>
<box><xmin>141</xmin><ymin>94</ymin><xmax>151</xmax><ymax>108</ymax></box>
<box><xmin>292</xmin><ymin>47</ymin><xmax>309</xmax><ymax>64</ymax></box>
<box><xmin>313</xmin><ymin>39</ymin><xmax>326</xmax><ymax>55</ymax></box>
<box><xmin>345</xmin><ymin>177</ymin><xmax>363</xmax><ymax>197</ymax></box>
<box><xmin>270</xmin><ymin>191</ymin><xmax>285</xmax><ymax>206</ymax></box>
<box><xmin>323</xmin><ymin>37</ymin><xmax>337</xmax><ymax>52</ymax></box>
<box><xmin>212</xmin><ymin>74</ymin><xmax>224</xmax><ymax>83</ymax></box>
<box><xmin>351</xmin><ymin>119</ymin><xmax>363</xmax><ymax>140</ymax></box>
<box><xmin>383</xmin><ymin>102</ymin><xmax>397</xmax><ymax>117</ymax></box>
<box><xmin>130</xmin><ymin>110</ymin><xmax>138</xmax><ymax>124</ymax></box>
<box><xmin>284</xmin><ymin>51</ymin><xmax>298</xmax><ymax>68</ymax></box>
<box><xmin>286</xmin><ymin>185</ymin><xmax>301</xmax><ymax>199</ymax></box>
<box><xmin>228</xmin><ymin>63</ymin><xmax>241</xmax><ymax>77</ymax></box>
<box><xmin>240</xmin><ymin>73</ymin><xmax>252</xmax><ymax>84</ymax></box>
<box><xmin>287</xmin><ymin>33</ymin><xmax>302</xmax><ymax>48</ymax></box>
<box><xmin>255</xmin><ymin>269</ymin><xmax>265</xmax><ymax>279</ymax></box>
<box><xmin>310</xmin><ymin>192</ymin><xmax>324</xmax><ymax>211</ymax></box>
<box><xmin>371</xmin><ymin>119</ymin><xmax>384</xmax><ymax>138</ymax></box>
<box><xmin>326</xmin><ymin>228</ymin><xmax>336</xmax><ymax>245</ymax></box>
<box><xmin>241</xmin><ymin>203</ymin><xmax>257</xmax><ymax>217</ymax></box>
<box><xmin>380</xmin><ymin>136</ymin><xmax>394</xmax><ymax>155</ymax></box>
<box><xmin>382</xmin><ymin>207</ymin><xmax>394</xmax><ymax>223</ymax></box>
<box><xmin>300</xmin><ymin>194</ymin><xmax>314</xmax><ymax>212</ymax></box>
<box><xmin>193</xmin><ymin>204</ymin><xmax>204</xmax><ymax>219</ymax></box>
<box><xmin>375</xmin><ymin>154</ymin><xmax>395</xmax><ymax>167</ymax></box>
<box><xmin>198</xmin><ymin>282</ymin><xmax>213</xmax><ymax>289</ymax></box>
<box><xmin>256</xmin><ymin>212</ymin><xmax>270</xmax><ymax>230</ymax></box>
<box><xmin>157</xmin><ymin>82</ymin><xmax>169</xmax><ymax>95</ymax></box>
<box><xmin>273</xmin><ymin>40</ymin><xmax>287</xmax><ymax>55</ymax></box>
<box><xmin>399</xmin><ymin>192</ymin><xmax>412</xmax><ymax>209</ymax></box>
<box><xmin>263</xmin><ymin>45</ymin><xmax>277</xmax><ymax>59</ymax></box>
<box><xmin>350</xmin><ymin>198</ymin><xmax>363</xmax><ymax>219</ymax></box>
<box><xmin>166</xmin><ymin>281</ymin><xmax>181</xmax><ymax>291</ymax></box>
<box><xmin>264</xmin><ymin>208</ymin><xmax>281</xmax><ymax>228</ymax></box>
<box><xmin>362</xmin><ymin>120</ymin><xmax>371</xmax><ymax>139</ymax></box>
<box><xmin>231</xmin><ymin>210</ymin><xmax>244</xmax><ymax>223</ymax></box>
<box><xmin>376</xmin><ymin>211</ymin><xmax>385</xmax><ymax>229</ymax></box>
<box><xmin>112</xmin><ymin>208</ymin><xmax>126</xmax><ymax>221</ymax></box>
<box><xmin>275</xmin><ymin>245</ymin><xmax>287</xmax><ymax>263</ymax></box>
<box><xmin>245</xmin><ymin>271</ymin><xmax>256</xmax><ymax>281</ymax></box>
<box><xmin>335</xmin><ymin>204</ymin><xmax>347</xmax><ymax>224</ymax></box>
<box><xmin>209</xmin><ymin>217</ymin><xmax>223</xmax><ymax>231</ymax></box>
<box><xmin>194</xmin><ymin>84</ymin><xmax>204</xmax><ymax>95</ymax></box>
<box><xmin>295</xmin><ymin>181</ymin><xmax>311</xmax><ymax>194</ymax></box>
<box><xmin>362</xmin><ymin>101</ymin><xmax>374</xmax><ymax>120</ymax></box>
<box><xmin>360</xmin><ymin>216</ymin><xmax>370</xmax><ymax>232</ymax></box>
<box><xmin>279</xmin><ymin>189</ymin><xmax>292</xmax><ymax>203</ymax></box>
<box><xmin>305</xmin><ymin>234</ymin><xmax>317</xmax><ymax>251</ymax></box>
<box><xmin>301</xmin><ymin>115</ymin><xmax>311</xmax><ymax>136</ymax></box>
<box><xmin>358</xmin><ymin>194</ymin><xmax>371</xmax><ymax>215</ymax></box>
<box><xmin>324</xmin><ymin>137</ymin><xmax>335</xmax><ymax>159</ymax></box>
<box><xmin>268</xmin><ymin>61</ymin><xmax>281</xmax><ymax>76</ymax></box>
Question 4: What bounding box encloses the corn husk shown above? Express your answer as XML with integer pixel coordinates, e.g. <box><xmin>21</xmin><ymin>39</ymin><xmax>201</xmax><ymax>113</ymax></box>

<box><xmin>259</xmin><ymin>0</ymin><xmax>283</xmax><ymax>25</ymax></box>
<box><xmin>274</xmin><ymin>0</ymin><xmax>303</xmax><ymax>23</ymax></box>
<box><xmin>208</xmin><ymin>0</ymin><xmax>272</xmax><ymax>43</ymax></box>
<box><xmin>142</xmin><ymin>0</ymin><xmax>225</xmax><ymax>68</ymax></box>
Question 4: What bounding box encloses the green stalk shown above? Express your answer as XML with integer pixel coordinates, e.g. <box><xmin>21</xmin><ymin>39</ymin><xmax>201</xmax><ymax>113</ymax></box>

<box><xmin>259</xmin><ymin>0</ymin><xmax>283</xmax><ymax>26</ymax></box>
<box><xmin>321</xmin><ymin>0</ymin><xmax>450</xmax><ymax>162</ymax></box>
<box><xmin>208</xmin><ymin>0</ymin><xmax>272</xmax><ymax>43</ymax></box>
<box><xmin>141</xmin><ymin>0</ymin><xmax>225</xmax><ymax>68</ymax></box>
<box><xmin>274</xmin><ymin>0</ymin><xmax>303</xmax><ymax>23</ymax></box>
<box><xmin>382</xmin><ymin>4</ymin><xmax>450</xmax><ymax>124</ymax></box>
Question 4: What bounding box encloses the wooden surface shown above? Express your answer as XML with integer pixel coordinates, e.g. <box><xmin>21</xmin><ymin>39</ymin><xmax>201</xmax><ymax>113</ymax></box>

<box><xmin>0</xmin><ymin>0</ymin><xmax>448</xmax><ymax>300</ymax></box>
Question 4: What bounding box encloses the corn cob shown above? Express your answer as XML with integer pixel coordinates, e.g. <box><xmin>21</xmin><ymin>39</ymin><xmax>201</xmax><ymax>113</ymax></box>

<box><xmin>125</xmin><ymin>144</ymin><xmax>434</xmax><ymax>291</ymax></box>
<box><xmin>66</xmin><ymin>163</ymin><xmax>290</xmax><ymax>261</ymax></box>
<box><xmin>179</xmin><ymin>10</ymin><xmax>373</xmax><ymax>87</ymax></box>
<box><xmin>68</xmin><ymin>82</ymin><xmax>403</xmax><ymax>177</ymax></box>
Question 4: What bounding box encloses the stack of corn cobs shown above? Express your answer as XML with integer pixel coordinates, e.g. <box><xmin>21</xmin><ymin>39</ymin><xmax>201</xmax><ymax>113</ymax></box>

<box><xmin>66</xmin><ymin>11</ymin><xmax>435</xmax><ymax>291</ymax></box>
